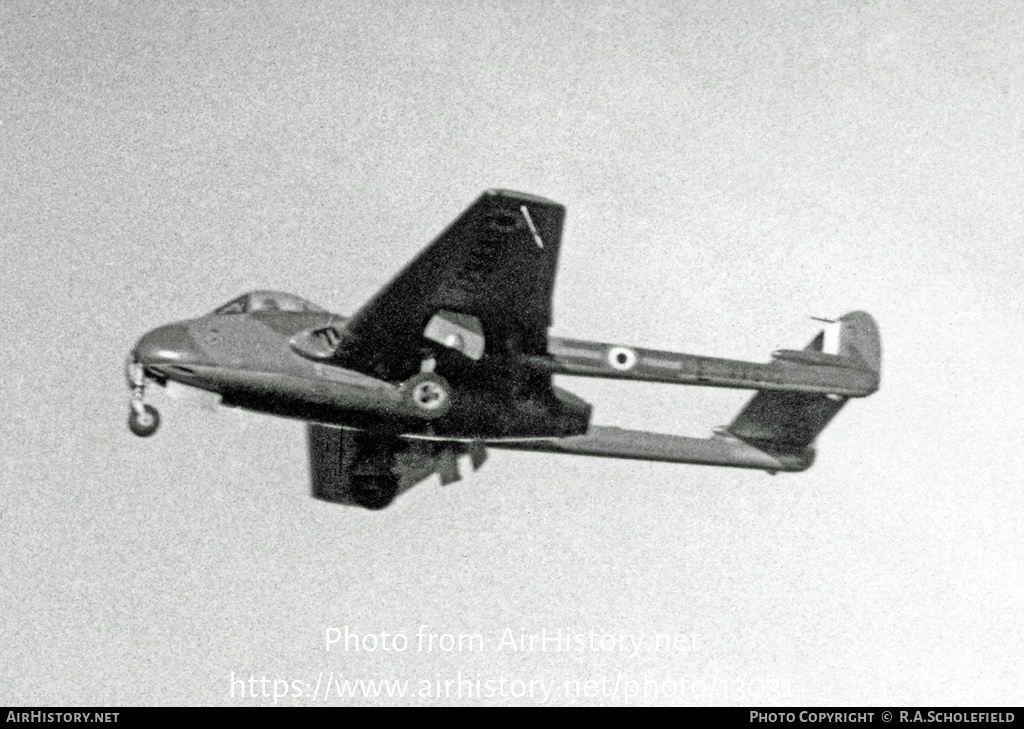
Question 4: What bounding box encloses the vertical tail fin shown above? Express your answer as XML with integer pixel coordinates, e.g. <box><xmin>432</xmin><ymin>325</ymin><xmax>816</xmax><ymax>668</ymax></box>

<box><xmin>835</xmin><ymin>311</ymin><xmax>881</xmax><ymax>377</ymax></box>
<box><xmin>728</xmin><ymin>312</ymin><xmax>881</xmax><ymax>452</ymax></box>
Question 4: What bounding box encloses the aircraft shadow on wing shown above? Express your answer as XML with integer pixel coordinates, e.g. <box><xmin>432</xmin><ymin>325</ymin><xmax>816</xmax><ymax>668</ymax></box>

<box><xmin>126</xmin><ymin>190</ymin><xmax>881</xmax><ymax>509</ymax></box>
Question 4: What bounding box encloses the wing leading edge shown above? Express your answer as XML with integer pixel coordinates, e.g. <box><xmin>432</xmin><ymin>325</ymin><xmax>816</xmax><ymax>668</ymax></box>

<box><xmin>330</xmin><ymin>190</ymin><xmax>566</xmax><ymax>382</ymax></box>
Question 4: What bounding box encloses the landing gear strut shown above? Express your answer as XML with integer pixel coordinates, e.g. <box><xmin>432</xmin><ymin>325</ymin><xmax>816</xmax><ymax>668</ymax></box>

<box><xmin>126</xmin><ymin>360</ymin><xmax>161</xmax><ymax>437</ymax></box>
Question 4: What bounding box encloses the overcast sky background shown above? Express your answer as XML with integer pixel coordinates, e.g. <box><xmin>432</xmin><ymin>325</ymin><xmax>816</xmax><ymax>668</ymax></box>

<box><xmin>2</xmin><ymin>0</ymin><xmax>1022</xmax><ymax>706</ymax></box>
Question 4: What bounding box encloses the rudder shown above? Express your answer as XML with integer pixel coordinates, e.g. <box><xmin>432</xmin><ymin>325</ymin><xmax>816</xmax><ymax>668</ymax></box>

<box><xmin>728</xmin><ymin>312</ymin><xmax>881</xmax><ymax>454</ymax></box>
<box><xmin>837</xmin><ymin>311</ymin><xmax>881</xmax><ymax>378</ymax></box>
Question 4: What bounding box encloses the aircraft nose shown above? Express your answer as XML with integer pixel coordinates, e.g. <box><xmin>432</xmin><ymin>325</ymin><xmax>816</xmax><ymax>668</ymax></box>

<box><xmin>132</xmin><ymin>324</ymin><xmax>200</xmax><ymax>365</ymax></box>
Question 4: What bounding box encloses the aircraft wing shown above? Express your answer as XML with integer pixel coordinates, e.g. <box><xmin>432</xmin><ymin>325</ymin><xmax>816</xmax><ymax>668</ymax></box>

<box><xmin>331</xmin><ymin>190</ymin><xmax>565</xmax><ymax>382</ymax></box>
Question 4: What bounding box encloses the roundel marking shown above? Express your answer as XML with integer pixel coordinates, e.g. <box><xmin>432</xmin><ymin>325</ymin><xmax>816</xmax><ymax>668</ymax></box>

<box><xmin>412</xmin><ymin>380</ymin><xmax>448</xmax><ymax>411</ymax></box>
<box><xmin>401</xmin><ymin>372</ymin><xmax>452</xmax><ymax>420</ymax></box>
<box><xmin>607</xmin><ymin>346</ymin><xmax>637</xmax><ymax>371</ymax></box>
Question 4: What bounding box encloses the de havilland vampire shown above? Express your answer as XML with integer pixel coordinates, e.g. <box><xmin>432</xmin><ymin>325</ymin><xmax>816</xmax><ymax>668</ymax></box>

<box><xmin>126</xmin><ymin>190</ymin><xmax>881</xmax><ymax>509</ymax></box>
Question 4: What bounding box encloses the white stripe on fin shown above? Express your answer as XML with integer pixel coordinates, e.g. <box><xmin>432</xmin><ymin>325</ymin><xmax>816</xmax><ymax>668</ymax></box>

<box><xmin>822</xmin><ymin>321</ymin><xmax>841</xmax><ymax>355</ymax></box>
<box><xmin>520</xmin><ymin>205</ymin><xmax>544</xmax><ymax>248</ymax></box>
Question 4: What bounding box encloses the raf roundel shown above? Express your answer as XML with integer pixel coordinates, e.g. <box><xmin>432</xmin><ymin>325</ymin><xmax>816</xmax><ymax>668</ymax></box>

<box><xmin>401</xmin><ymin>372</ymin><xmax>452</xmax><ymax>420</ymax></box>
<box><xmin>607</xmin><ymin>346</ymin><xmax>637</xmax><ymax>371</ymax></box>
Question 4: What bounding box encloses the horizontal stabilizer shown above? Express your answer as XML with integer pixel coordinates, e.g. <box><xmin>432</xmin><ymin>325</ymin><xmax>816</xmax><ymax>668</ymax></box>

<box><xmin>727</xmin><ymin>390</ymin><xmax>845</xmax><ymax>451</ymax></box>
<box><xmin>728</xmin><ymin>312</ymin><xmax>880</xmax><ymax>450</ymax></box>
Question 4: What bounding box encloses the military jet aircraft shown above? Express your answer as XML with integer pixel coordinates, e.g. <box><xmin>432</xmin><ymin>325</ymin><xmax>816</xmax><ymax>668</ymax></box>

<box><xmin>126</xmin><ymin>190</ymin><xmax>881</xmax><ymax>509</ymax></box>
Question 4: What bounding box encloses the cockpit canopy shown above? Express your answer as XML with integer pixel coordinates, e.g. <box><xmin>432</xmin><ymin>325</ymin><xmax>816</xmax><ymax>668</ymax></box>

<box><xmin>213</xmin><ymin>290</ymin><xmax>327</xmax><ymax>315</ymax></box>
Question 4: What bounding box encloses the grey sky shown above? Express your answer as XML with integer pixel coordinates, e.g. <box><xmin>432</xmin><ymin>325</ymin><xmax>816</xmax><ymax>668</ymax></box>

<box><xmin>2</xmin><ymin>0</ymin><xmax>1022</xmax><ymax>705</ymax></box>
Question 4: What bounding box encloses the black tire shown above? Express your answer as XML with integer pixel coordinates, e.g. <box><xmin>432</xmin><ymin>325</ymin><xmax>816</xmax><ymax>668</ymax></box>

<box><xmin>128</xmin><ymin>404</ymin><xmax>160</xmax><ymax>437</ymax></box>
<box><xmin>351</xmin><ymin>474</ymin><xmax>399</xmax><ymax>510</ymax></box>
<box><xmin>400</xmin><ymin>372</ymin><xmax>452</xmax><ymax>419</ymax></box>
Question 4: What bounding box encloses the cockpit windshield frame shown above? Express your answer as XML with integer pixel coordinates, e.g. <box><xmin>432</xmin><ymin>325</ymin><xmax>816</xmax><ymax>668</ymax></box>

<box><xmin>214</xmin><ymin>296</ymin><xmax>248</xmax><ymax>315</ymax></box>
<box><xmin>212</xmin><ymin>291</ymin><xmax>327</xmax><ymax>316</ymax></box>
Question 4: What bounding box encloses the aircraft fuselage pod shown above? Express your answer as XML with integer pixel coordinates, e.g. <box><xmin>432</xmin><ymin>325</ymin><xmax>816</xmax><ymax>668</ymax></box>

<box><xmin>127</xmin><ymin>290</ymin><xmax>590</xmax><ymax>441</ymax></box>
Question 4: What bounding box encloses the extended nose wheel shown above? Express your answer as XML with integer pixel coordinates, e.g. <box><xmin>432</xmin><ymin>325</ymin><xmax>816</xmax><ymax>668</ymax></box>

<box><xmin>128</xmin><ymin>403</ymin><xmax>161</xmax><ymax>438</ymax></box>
<box><xmin>126</xmin><ymin>359</ymin><xmax>161</xmax><ymax>437</ymax></box>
